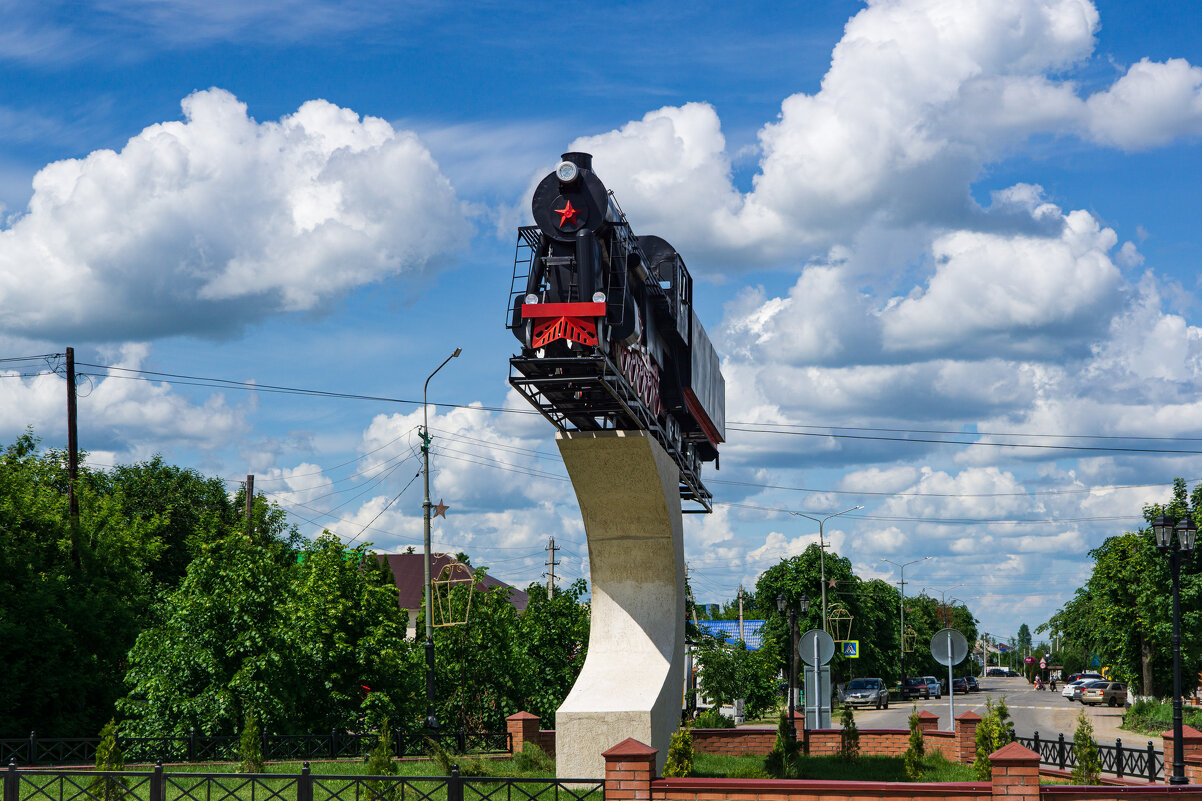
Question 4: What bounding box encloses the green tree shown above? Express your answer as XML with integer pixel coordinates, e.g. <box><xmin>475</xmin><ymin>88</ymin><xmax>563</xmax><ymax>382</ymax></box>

<box><xmin>91</xmin><ymin>719</ymin><xmax>127</xmax><ymax>801</ymax></box>
<box><xmin>1070</xmin><ymin>711</ymin><xmax>1101</xmax><ymax>785</ymax></box>
<box><xmin>973</xmin><ymin>697</ymin><xmax>1013</xmax><ymax>779</ymax></box>
<box><xmin>662</xmin><ymin>727</ymin><xmax>694</xmax><ymax>777</ymax></box>
<box><xmin>1041</xmin><ymin>479</ymin><xmax>1202</xmax><ymax>696</ymax></box>
<box><xmin>514</xmin><ymin>579</ymin><xmax>590</xmax><ymax>722</ymax></box>
<box><xmin>838</xmin><ymin>702</ymin><xmax>859</xmax><ymax>761</ymax></box>
<box><xmin>693</xmin><ymin>630</ymin><xmax>778</xmax><ymax>718</ymax></box>
<box><xmin>238</xmin><ymin>711</ymin><xmax>265</xmax><ymax>773</ymax></box>
<box><xmin>903</xmin><ymin>705</ymin><xmax>924</xmax><ymax>781</ymax></box>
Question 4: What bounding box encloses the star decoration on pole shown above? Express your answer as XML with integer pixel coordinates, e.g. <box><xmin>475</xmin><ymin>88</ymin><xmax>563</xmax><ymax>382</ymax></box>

<box><xmin>433</xmin><ymin>499</ymin><xmax>449</xmax><ymax>518</ymax></box>
<box><xmin>556</xmin><ymin>200</ymin><xmax>579</xmax><ymax>227</ymax></box>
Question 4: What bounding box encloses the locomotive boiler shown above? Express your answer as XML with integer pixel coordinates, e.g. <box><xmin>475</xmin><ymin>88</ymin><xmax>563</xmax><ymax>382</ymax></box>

<box><xmin>507</xmin><ymin>152</ymin><xmax>724</xmax><ymax>512</ymax></box>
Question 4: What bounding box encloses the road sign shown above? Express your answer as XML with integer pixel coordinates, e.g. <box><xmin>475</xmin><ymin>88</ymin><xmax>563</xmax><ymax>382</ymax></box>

<box><xmin>1040</xmin><ymin>658</ymin><xmax>1047</xmax><ymax>669</ymax></box>
<box><xmin>799</xmin><ymin>629</ymin><xmax>835</xmax><ymax>666</ymax></box>
<box><xmin>843</xmin><ymin>640</ymin><xmax>860</xmax><ymax>658</ymax></box>
<box><xmin>931</xmin><ymin>629</ymin><xmax>968</xmax><ymax>666</ymax></box>
<box><xmin>1025</xmin><ymin>656</ymin><xmax>1035</xmax><ymax>664</ymax></box>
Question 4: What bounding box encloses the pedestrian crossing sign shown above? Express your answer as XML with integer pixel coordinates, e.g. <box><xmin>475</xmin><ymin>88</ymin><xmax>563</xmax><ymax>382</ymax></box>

<box><xmin>842</xmin><ymin>640</ymin><xmax>859</xmax><ymax>658</ymax></box>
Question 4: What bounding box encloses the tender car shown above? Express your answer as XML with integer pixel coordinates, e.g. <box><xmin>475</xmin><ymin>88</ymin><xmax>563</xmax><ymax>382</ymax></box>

<box><xmin>901</xmin><ymin>676</ymin><xmax>930</xmax><ymax>700</ymax></box>
<box><xmin>844</xmin><ymin>677</ymin><xmax>890</xmax><ymax>709</ymax></box>
<box><xmin>1080</xmin><ymin>681</ymin><xmax>1127</xmax><ymax>707</ymax></box>
<box><xmin>923</xmin><ymin>676</ymin><xmax>942</xmax><ymax>699</ymax></box>
<box><xmin>1073</xmin><ymin>680</ymin><xmax>1109</xmax><ymax>703</ymax></box>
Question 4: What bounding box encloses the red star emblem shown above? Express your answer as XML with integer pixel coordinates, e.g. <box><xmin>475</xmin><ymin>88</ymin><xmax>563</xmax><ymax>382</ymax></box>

<box><xmin>433</xmin><ymin>499</ymin><xmax>449</xmax><ymax>518</ymax></box>
<box><xmin>556</xmin><ymin>200</ymin><xmax>579</xmax><ymax>227</ymax></box>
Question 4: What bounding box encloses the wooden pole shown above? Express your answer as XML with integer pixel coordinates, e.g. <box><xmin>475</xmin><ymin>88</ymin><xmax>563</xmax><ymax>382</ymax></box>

<box><xmin>245</xmin><ymin>474</ymin><xmax>254</xmax><ymax>538</ymax></box>
<box><xmin>66</xmin><ymin>347</ymin><xmax>80</xmax><ymax>568</ymax></box>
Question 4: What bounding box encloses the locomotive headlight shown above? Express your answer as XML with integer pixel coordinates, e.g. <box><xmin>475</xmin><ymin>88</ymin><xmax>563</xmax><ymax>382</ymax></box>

<box><xmin>555</xmin><ymin>160</ymin><xmax>579</xmax><ymax>183</ymax></box>
<box><xmin>525</xmin><ymin>293</ymin><xmax>538</xmax><ymax>305</ymax></box>
<box><xmin>592</xmin><ymin>291</ymin><xmax>606</xmax><ymax>303</ymax></box>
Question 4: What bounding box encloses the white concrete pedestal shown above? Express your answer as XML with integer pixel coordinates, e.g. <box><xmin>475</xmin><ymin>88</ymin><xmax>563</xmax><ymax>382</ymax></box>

<box><xmin>554</xmin><ymin>430</ymin><xmax>685</xmax><ymax>779</ymax></box>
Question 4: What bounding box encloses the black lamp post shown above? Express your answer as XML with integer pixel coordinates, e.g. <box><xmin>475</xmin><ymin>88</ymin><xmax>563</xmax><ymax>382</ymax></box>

<box><xmin>777</xmin><ymin>593</ymin><xmax>809</xmax><ymax>743</ymax></box>
<box><xmin>1152</xmin><ymin>512</ymin><xmax>1196</xmax><ymax>785</ymax></box>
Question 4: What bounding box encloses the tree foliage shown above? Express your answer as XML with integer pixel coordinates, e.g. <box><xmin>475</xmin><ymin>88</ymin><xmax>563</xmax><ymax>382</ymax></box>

<box><xmin>1041</xmin><ymin>479</ymin><xmax>1202</xmax><ymax>696</ymax></box>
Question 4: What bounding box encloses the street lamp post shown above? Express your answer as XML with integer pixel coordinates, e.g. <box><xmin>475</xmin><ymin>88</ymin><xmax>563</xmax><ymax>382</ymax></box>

<box><xmin>777</xmin><ymin>593</ymin><xmax>809</xmax><ymax>743</ymax></box>
<box><xmin>790</xmin><ymin>507</ymin><xmax>863</xmax><ymax>632</ymax></box>
<box><xmin>1152</xmin><ymin>512</ymin><xmax>1196</xmax><ymax>785</ymax></box>
<box><xmin>882</xmin><ymin>557</ymin><xmax>930</xmax><ymax>688</ymax></box>
<box><xmin>421</xmin><ymin>347</ymin><xmax>462</xmax><ymax>731</ymax></box>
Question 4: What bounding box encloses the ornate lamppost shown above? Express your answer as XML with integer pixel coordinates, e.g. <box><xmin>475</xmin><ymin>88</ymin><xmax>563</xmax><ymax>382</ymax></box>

<box><xmin>777</xmin><ymin>593</ymin><xmax>809</xmax><ymax>742</ymax></box>
<box><xmin>1152</xmin><ymin>512</ymin><xmax>1196</xmax><ymax>785</ymax></box>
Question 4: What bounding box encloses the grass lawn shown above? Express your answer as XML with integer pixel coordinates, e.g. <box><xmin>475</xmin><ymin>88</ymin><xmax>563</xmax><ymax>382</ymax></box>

<box><xmin>1122</xmin><ymin>700</ymin><xmax>1202</xmax><ymax>736</ymax></box>
<box><xmin>690</xmin><ymin>751</ymin><xmax>976</xmax><ymax>782</ymax></box>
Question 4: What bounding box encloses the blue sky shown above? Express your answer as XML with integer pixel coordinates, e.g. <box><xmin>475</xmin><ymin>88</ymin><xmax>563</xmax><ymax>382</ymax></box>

<box><xmin>3</xmin><ymin>0</ymin><xmax>1202</xmax><ymax>644</ymax></box>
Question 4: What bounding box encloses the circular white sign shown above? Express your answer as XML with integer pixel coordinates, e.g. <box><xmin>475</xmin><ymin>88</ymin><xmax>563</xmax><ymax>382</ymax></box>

<box><xmin>798</xmin><ymin>629</ymin><xmax>836</xmax><ymax>666</ymax></box>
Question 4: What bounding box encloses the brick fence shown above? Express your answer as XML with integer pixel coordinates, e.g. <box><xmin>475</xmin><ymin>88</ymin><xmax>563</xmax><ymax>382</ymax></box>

<box><xmin>601</xmin><ymin>737</ymin><xmax>1202</xmax><ymax>801</ymax></box>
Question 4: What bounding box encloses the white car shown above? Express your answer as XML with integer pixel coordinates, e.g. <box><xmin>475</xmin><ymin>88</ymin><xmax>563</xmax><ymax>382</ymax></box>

<box><xmin>923</xmin><ymin>676</ymin><xmax>943</xmax><ymax>699</ymax></box>
<box><xmin>1062</xmin><ymin>679</ymin><xmax>1093</xmax><ymax>700</ymax></box>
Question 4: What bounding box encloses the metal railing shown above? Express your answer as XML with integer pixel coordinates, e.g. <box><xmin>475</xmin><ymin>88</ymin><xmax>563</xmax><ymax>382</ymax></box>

<box><xmin>1014</xmin><ymin>731</ymin><xmax>1163</xmax><ymax>782</ymax></box>
<box><xmin>0</xmin><ymin>731</ymin><xmax>511</xmax><ymax>767</ymax></box>
<box><xmin>3</xmin><ymin>763</ymin><xmax>603</xmax><ymax>801</ymax></box>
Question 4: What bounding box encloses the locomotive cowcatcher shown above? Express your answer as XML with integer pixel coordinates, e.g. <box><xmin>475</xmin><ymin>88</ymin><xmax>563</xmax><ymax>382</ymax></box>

<box><xmin>507</xmin><ymin>152</ymin><xmax>724</xmax><ymax>512</ymax></box>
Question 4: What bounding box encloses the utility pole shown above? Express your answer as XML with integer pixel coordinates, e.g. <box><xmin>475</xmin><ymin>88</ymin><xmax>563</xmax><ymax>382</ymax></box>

<box><xmin>737</xmin><ymin>585</ymin><xmax>745</xmax><ymax>642</ymax></box>
<box><xmin>245</xmin><ymin>474</ymin><xmax>254</xmax><ymax>538</ymax></box>
<box><xmin>65</xmin><ymin>347</ymin><xmax>81</xmax><ymax>569</ymax></box>
<box><xmin>545</xmin><ymin>536</ymin><xmax>559</xmax><ymax>599</ymax></box>
<box><xmin>790</xmin><ymin>506</ymin><xmax>862</xmax><ymax>632</ymax></box>
<box><xmin>421</xmin><ymin>347</ymin><xmax>461</xmax><ymax>733</ymax></box>
<box><xmin>882</xmin><ymin>557</ymin><xmax>930</xmax><ymax>686</ymax></box>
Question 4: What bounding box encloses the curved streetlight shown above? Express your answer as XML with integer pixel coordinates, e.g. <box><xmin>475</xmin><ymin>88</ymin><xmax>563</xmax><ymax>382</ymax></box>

<box><xmin>881</xmin><ymin>556</ymin><xmax>930</xmax><ymax>686</ymax></box>
<box><xmin>421</xmin><ymin>347</ymin><xmax>462</xmax><ymax>731</ymax></box>
<box><xmin>789</xmin><ymin>506</ymin><xmax>863</xmax><ymax>632</ymax></box>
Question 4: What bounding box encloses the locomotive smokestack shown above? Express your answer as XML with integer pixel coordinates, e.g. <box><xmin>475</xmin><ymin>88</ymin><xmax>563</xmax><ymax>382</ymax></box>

<box><xmin>561</xmin><ymin>152</ymin><xmax>593</xmax><ymax>172</ymax></box>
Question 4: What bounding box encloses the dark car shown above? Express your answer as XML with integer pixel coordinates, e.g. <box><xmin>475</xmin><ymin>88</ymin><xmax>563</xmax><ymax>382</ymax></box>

<box><xmin>948</xmin><ymin>677</ymin><xmax>969</xmax><ymax>694</ymax></box>
<box><xmin>901</xmin><ymin>676</ymin><xmax>930</xmax><ymax>700</ymax></box>
<box><xmin>965</xmin><ymin>676</ymin><xmax>979</xmax><ymax>692</ymax></box>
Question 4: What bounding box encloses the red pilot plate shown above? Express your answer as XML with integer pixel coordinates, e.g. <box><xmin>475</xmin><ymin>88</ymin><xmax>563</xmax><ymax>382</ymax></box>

<box><xmin>521</xmin><ymin>302</ymin><xmax>606</xmax><ymax>318</ymax></box>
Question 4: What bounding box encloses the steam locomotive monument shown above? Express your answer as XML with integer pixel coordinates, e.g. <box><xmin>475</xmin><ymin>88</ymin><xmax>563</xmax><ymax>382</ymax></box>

<box><xmin>507</xmin><ymin>153</ymin><xmax>725</xmax><ymax>776</ymax></box>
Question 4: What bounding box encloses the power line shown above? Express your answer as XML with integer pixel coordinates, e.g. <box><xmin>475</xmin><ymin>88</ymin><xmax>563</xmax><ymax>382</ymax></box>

<box><xmin>726</xmin><ymin>425</ymin><xmax>1202</xmax><ymax>455</ymax></box>
<box><xmin>728</xmin><ymin>420</ymin><xmax>1202</xmax><ymax>443</ymax></box>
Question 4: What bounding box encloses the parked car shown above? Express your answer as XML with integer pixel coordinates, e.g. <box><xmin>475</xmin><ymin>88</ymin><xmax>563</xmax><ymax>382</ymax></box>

<box><xmin>948</xmin><ymin>676</ymin><xmax>969</xmax><ymax>694</ymax></box>
<box><xmin>1080</xmin><ymin>681</ymin><xmax>1127</xmax><ymax>707</ymax></box>
<box><xmin>1066</xmin><ymin>672</ymin><xmax>1105</xmax><ymax>685</ymax></box>
<box><xmin>901</xmin><ymin>676</ymin><xmax>931</xmax><ymax>700</ymax></box>
<box><xmin>1062</xmin><ymin>679</ymin><xmax>1091</xmax><ymax>700</ymax></box>
<box><xmin>1073</xmin><ymin>679</ymin><xmax>1109</xmax><ymax>703</ymax></box>
<box><xmin>965</xmin><ymin>676</ymin><xmax>980</xmax><ymax>692</ymax></box>
<box><xmin>923</xmin><ymin>676</ymin><xmax>942</xmax><ymax>699</ymax></box>
<box><xmin>986</xmin><ymin>668</ymin><xmax>1009</xmax><ymax>677</ymax></box>
<box><xmin>844</xmin><ymin>677</ymin><xmax>890</xmax><ymax>708</ymax></box>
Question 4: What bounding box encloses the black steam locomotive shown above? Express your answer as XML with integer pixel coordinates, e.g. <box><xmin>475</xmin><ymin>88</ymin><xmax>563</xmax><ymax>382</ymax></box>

<box><xmin>507</xmin><ymin>152</ymin><xmax>724</xmax><ymax>512</ymax></box>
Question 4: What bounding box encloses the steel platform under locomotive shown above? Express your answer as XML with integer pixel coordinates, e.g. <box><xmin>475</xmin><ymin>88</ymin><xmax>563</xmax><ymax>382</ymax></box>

<box><xmin>506</xmin><ymin>153</ymin><xmax>724</xmax><ymax>512</ymax></box>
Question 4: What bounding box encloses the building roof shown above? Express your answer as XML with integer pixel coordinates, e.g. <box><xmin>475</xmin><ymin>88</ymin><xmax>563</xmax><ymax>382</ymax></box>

<box><xmin>696</xmin><ymin>619</ymin><xmax>765</xmax><ymax>650</ymax></box>
<box><xmin>377</xmin><ymin>552</ymin><xmax>530</xmax><ymax>614</ymax></box>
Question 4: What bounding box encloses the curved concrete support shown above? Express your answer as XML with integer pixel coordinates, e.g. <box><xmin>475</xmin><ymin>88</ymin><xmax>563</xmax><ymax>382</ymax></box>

<box><xmin>554</xmin><ymin>430</ymin><xmax>685</xmax><ymax>779</ymax></box>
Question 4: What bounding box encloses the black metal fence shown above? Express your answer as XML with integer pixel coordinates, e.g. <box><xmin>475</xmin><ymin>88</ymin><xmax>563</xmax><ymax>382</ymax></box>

<box><xmin>0</xmin><ymin>731</ymin><xmax>511</xmax><ymax>767</ymax></box>
<box><xmin>2</xmin><ymin>764</ymin><xmax>603</xmax><ymax>801</ymax></box>
<box><xmin>1014</xmin><ymin>731</ymin><xmax>1163</xmax><ymax>782</ymax></box>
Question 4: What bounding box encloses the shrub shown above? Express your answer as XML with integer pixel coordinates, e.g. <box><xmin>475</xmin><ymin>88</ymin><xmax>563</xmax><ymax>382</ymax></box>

<box><xmin>764</xmin><ymin>711</ymin><xmax>802</xmax><ymax>778</ymax></box>
<box><xmin>904</xmin><ymin>705</ymin><xmax>924</xmax><ymax>781</ymax></box>
<box><xmin>694</xmin><ymin>707</ymin><xmax>735</xmax><ymax>729</ymax></box>
<box><xmin>238</xmin><ymin>712</ymin><xmax>265</xmax><ymax>774</ymax></box>
<box><xmin>663</xmin><ymin>727</ymin><xmax>694</xmax><ymax>777</ymax></box>
<box><xmin>91</xmin><ymin>720</ymin><xmax>127</xmax><ymax>801</ymax></box>
<box><xmin>972</xmin><ymin>697</ymin><xmax>1014</xmax><ymax>780</ymax></box>
<box><xmin>513</xmin><ymin>742</ymin><xmax>555</xmax><ymax>773</ymax></box>
<box><xmin>1071</xmin><ymin>711</ymin><xmax>1102</xmax><ymax>785</ymax></box>
<box><xmin>366</xmin><ymin>721</ymin><xmax>400</xmax><ymax>801</ymax></box>
<box><xmin>839</xmin><ymin>703</ymin><xmax>859</xmax><ymax>762</ymax></box>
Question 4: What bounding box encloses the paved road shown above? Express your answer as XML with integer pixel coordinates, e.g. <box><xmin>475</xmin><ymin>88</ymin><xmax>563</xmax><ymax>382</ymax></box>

<box><xmin>842</xmin><ymin>677</ymin><xmax>1149</xmax><ymax>746</ymax></box>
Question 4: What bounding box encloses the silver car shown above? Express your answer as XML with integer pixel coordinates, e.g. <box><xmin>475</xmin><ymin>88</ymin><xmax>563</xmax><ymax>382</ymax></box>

<box><xmin>843</xmin><ymin>677</ymin><xmax>890</xmax><ymax>709</ymax></box>
<box><xmin>1080</xmin><ymin>681</ymin><xmax>1126</xmax><ymax>706</ymax></box>
<box><xmin>923</xmin><ymin>676</ymin><xmax>942</xmax><ymax>699</ymax></box>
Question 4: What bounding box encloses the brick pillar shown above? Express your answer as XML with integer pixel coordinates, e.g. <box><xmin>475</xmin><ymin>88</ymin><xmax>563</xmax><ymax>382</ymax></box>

<box><xmin>1161</xmin><ymin>724</ymin><xmax>1202</xmax><ymax>784</ymax></box>
<box><xmin>603</xmin><ymin>738</ymin><xmax>657</xmax><ymax>801</ymax></box>
<box><xmin>956</xmin><ymin>711</ymin><xmax>982</xmax><ymax>764</ymax></box>
<box><xmin>989</xmin><ymin>742</ymin><xmax>1040</xmax><ymax>801</ymax></box>
<box><xmin>506</xmin><ymin>712</ymin><xmax>540</xmax><ymax>755</ymax></box>
<box><xmin>916</xmin><ymin>709</ymin><xmax>939</xmax><ymax>734</ymax></box>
